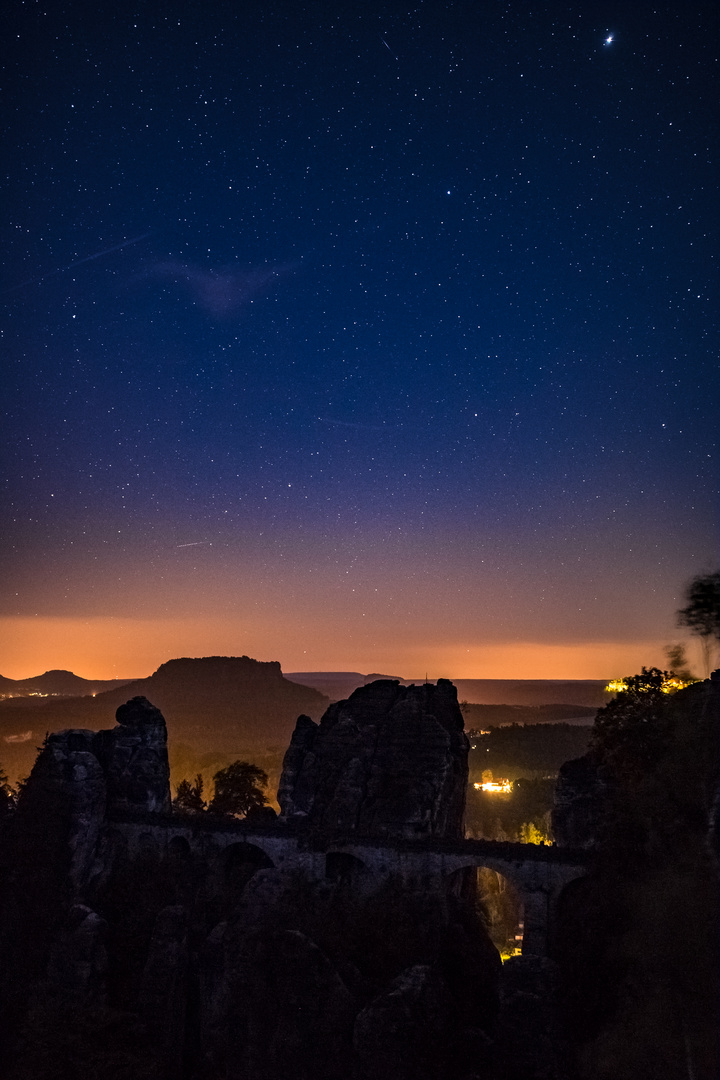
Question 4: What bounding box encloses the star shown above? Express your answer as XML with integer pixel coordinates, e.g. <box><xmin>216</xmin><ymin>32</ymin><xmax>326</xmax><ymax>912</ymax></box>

<box><xmin>604</xmin><ymin>34</ymin><xmax>614</xmax><ymax>45</ymax></box>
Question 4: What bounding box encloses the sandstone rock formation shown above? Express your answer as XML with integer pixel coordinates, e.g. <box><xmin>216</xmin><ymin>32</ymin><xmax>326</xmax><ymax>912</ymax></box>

<box><xmin>21</xmin><ymin>727</ymin><xmax>108</xmax><ymax>890</ymax></box>
<box><xmin>0</xmin><ymin>696</ymin><xmax>172</xmax><ymax>1071</ymax></box>
<box><xmin>229</xmin><ymin>928</ymin><xmax>357</xmax><ymax>1080</ymax></box>
<box><xmin>278</xmin><ymin>679</ymin><xmax>469</xmax><ymax>839</ymax></box>
<box><xmin>13</xmin><ymin>695</ymin><xmax>171</xmax><ymax>843</ymax></box>
<box><xmin>209</xmin><ymin>870</ymin><xmax>500</xmax><ymax>1080</ymax></box>
<box><xmin>494</xmin><ymin>956</ymin><xmax>564</xmax><ymax>1080</ymax></box>
<box><xmin>96</xmin><ymin>695</ymin><xmax>171</xmax><ymax>814</ymax></box>
<box><xmin>553</xmin><ymin>677</ymin><xmax>720</xmax><ymax>1080</ymax></box>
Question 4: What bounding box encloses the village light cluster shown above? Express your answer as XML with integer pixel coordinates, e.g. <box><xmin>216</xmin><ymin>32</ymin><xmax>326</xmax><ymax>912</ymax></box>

<box><xmin>474</xmin><ymin>779</ymin><xmax>512</xmax><ymax>794</ymax></box>
<box><xmin>605</xmin><ymin>675</ymin><xmax>694</xmax><ymax>695</ymax></box>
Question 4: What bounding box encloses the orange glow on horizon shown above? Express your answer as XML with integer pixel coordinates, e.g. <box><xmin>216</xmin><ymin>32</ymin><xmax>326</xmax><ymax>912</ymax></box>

<box><xmin>0</xmin><ymin>615</ymin><xmax>675</xmax><ymax>682</ymax></box>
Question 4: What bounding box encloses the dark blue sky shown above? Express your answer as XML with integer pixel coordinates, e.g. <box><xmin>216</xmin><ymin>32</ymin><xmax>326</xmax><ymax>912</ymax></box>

<box><xmin>2</xmin><ymin>1</ymin><xmax>717</xmax><ymax>678</ymax></box>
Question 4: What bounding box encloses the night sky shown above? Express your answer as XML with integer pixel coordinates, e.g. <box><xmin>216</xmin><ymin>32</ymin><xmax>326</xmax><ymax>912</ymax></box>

<box><xmin>2</xmin><ymin>1</ymin><xmax>717</xmax><ymax>680</ymax></box>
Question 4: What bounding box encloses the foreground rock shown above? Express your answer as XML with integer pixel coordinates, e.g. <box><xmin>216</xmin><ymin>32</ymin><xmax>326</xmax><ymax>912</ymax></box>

<box><xmin>352</xmin><ymin>964</ymin><xmax>453</xmax><ymax>1080</ymax></box>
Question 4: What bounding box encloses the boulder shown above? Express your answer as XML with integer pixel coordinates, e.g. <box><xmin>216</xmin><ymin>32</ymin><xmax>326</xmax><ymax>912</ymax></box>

<box><xmin>139</xmin><ymin>905</ymin><xmax>189</xmax><ymax>1063</ymax></box>
<box><xmin>494</xmin><ymin>956</ymin><xmax>565</xmax><ymax>1080</ymax></box>
<box><xmin>227</xmin><ymin>928</ymin><xmax>356</xmax><ymax>1080</ymax></box>
<box><xmin>43</xmin><ymin>904</ymin><xmax>109</xmax><ymax>1007</ymax></box>
<box><xmin>278</xmin><ymin>680</ymin><xmax>468</xmax><ymax>839</ymax></box>
<box><xmin>352</xmin><ymin>964</ymin><xmax>453</xmax><ymax>1080</ymax></box>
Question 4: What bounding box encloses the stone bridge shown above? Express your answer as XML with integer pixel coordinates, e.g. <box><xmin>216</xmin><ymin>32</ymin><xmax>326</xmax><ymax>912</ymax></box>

<box><xmin>103</xmin><ymin>811</ymin><xmax>589</xmax><ymax>957</ymax></box>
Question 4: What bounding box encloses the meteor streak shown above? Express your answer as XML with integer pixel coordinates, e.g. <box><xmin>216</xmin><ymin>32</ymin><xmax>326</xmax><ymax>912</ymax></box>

<box><xmin>3</xmin><ymin>232</ymin><xmax>154</xmax><ymax>294</ymax></box>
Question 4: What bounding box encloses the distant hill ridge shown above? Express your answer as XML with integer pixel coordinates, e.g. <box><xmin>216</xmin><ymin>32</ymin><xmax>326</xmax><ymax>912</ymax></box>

<box><xmin>287</xmin><ymin>672</ymin><xmax>611</xmax><ymax>708</ymax></box>
<box><xmin>449</xmin><ymin>679</ymin><xmax>610</xmax><ymax>707</ymax></box>
<box><xmin>0</xmin><ymin>656</ymin><xmax>330</xmax><ymax>783</ymax></box>
<box><xmin>2</xmin><ymin>663</ymin><xmax>612</xmax><ymax>710</ymax></box>
<box><xmin>286</xmin><ymin>671</ymin><xmax>403</xmax><ymax>700</ymax></box>
<box><xmin>0</xmin><ymin>669</ymin><xmax>134</xmax><ymax>698</ymax></box>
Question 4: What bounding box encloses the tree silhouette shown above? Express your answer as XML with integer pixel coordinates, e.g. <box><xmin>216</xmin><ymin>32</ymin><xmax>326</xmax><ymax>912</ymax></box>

<box><xmin>0</xmin><ymin>764</ymin><xmax>14</xmax><ymax>816</ymax></box>
<box><xmin>592</xmin><ymin>667</ymin><xmax>671</xmax><ymax>771</ymax></box>
<box><xmin>208</xmin><ymin>761</ymin><xmax>268</xmax><ymax>818</ymax></box>
<box><xmin>664</xmin><ymin>643</ymin><xmax>696</xmax><ymax>682</ymax></box>
<box><xmin>173</xmin><ymin>773</ymin><xmax>206</xmax><ymax>813</ymax></box>
<box><xmin>677</xmin><ymin>571</ymin><xmax>720</xmax><ymax>676</ymax></box>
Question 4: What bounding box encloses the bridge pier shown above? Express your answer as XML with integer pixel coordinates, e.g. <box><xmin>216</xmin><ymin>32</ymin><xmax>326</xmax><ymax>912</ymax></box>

<box><xmin>519</xmin><ymin>889</ymin><xmax>551</xmax><ymax>956</ymax></box>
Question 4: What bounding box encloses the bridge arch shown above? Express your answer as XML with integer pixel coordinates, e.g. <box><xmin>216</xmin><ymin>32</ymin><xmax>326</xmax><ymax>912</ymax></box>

<box><xmin>194</xmin><ymin>840</ymin><xmax>274</xmax><ymax>921</ymax></box>
<box><xmin>89</xmin><ymin>821</ymin><xmax>588</xmax><ymax>957</ymax></box>
<box><xmin>441</xmin><ymin>856</ymin><xmax>527</xmax><ymax>896</ymax></box>
<box><xmin>445</xmin><ymin>863</ymin><xmax>525</xmax><ymax>957</ymax></box>
<box><xmin>221</xmin><ymin>841</ymin><xmax>275</xmax><ymax>894</ymax></box>
<box><xmin>325</xmin><ymin>850</ymin><xmax>375</xmax><ymax>889</ymax></box>
<box><xmin>168</xmin><ymin>834</ymin><xmax>191</xmax><ymax>859</ymax></box>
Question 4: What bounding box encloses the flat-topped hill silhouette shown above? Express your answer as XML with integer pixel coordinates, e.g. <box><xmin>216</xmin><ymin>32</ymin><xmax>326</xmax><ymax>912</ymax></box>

<box><xmin>121</xmin><ymin>657</ymin><xmax>329</xmax><ymax>747</ymax></box>
<box><xmin>0</xmin><ymin>657</ymin><xmax>329</xmax><ymax>779</ymax></box>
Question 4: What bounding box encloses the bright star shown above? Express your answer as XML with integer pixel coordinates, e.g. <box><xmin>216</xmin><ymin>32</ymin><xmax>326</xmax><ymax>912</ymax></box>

<box><xmin>604</xmin><ymin>34</ymin><xmax>613</xmax><ymax>45</ymax></box>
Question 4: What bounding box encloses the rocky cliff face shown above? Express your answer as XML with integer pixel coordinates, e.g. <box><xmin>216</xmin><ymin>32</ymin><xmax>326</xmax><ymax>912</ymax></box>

<box><xmin>22</xmin><ymin>727</ymin><xmax>108</xmax><ymax>891</ymax></box>
<box><xmin>278</xmin><ymin>679</ymin><xmax>469</xmax><ymax>839</ymax></box>
<box><xmin>0</xmin><ymin>696</ymin><xmax>171</xmax><ymax>1069</ymax></box>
